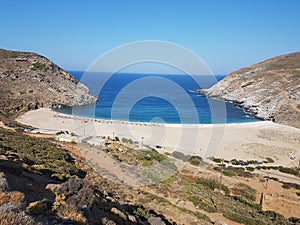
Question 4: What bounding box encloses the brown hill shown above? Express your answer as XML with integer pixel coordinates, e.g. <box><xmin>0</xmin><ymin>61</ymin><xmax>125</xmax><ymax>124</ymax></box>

<box><xmin>200</xmin><ymin>51</ymin><xmax>300</xmax><ymax>128</ymax></box>
<box><xmin>0</xmin><ymin>49</ymin><xmax>97</xmax><ymax>114</ymax></box>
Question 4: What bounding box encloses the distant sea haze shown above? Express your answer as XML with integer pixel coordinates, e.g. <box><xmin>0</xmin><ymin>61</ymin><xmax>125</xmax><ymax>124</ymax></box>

<box><xmin>55</xmin><ymin>71</ymin><xmax>259</xmax><ymax>124</ymax></box>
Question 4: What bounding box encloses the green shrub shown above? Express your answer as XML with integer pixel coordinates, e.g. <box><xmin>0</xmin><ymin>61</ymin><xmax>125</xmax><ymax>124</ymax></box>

<box><xmin>112</xmin><ymin>154</ymin><xmax>121</xmax><ymax>162</ymax></box>
<box><xmin>282</xmin><ymin>183</ymin><xmax>291</xmax><ymax>189</ymax></box>
<box><xmin>31</xmin><ymin>62</ymin><xmax>46</xmax><ymax>70</ymax></box>
<box><xmin>233</xmin><ymin>196</ymin><xmax>262</xmax><ymax>210</ymax></box>
<box><xmin>196</xmin><ymin>178</ymin><xmax>230</xmax><ymax>195</ymax></box>
<box><xmin>242</xmin><ymin>171</ymin><xmax>255</xmax><ymax>178</ymax></box>
<box><xmin>4</xmin><ymin>89</ymin><xmax>13</xmax><ymax>94</ymax></box>
<box><xmin>0</xmin><ymin>128</ymin><xmax>84</xmax><ymax>179</ymax></box>
<box><xmin>134</xmin><ymin>207</ymin><xmax>152</xmax><ymax>219</ymax></box>
<box><xmin>172</xmin><ymin>151</ymin><xmax>190</xmax><ymax>162</ymax></box>
<box><xmin>187</xmin><ymin>195</ymin><xmax>216</xmax><ymax>212</ymax></box>
<box><xmin>259</xmin><ymin>210</ymin><xmax>286</xmax><ymax>222</ymax></box>
<box><xmin>236</xmin><ymin>183</ymin><xmax>257</xmax><ymax>201</ymax></box>
<box><xmin>122</xmin><ymin>137</ymin><xmax>133</xmax><ymax>144</ymax></box>
<box><xmin>223</xmin><ymin>211</ymin><xmax>266</xmax><ymax>225</ymax></box>
<box><xmin>210</xmin><ymin>157</ymin><xmax>222</xmax><ymax>163</ymax></box>
<box><xmin>224</xmin><ymin>166</ymin><xmax>245</xmax><ymax>176</ymax></box>
<box><xmin>189</xmin><ymin>156</ymin><xmax>203</xmax><ymax>166</ymax></box>
<box><xmin>223</xmin><ymin>170</ymin><xmax>236</xmax><ymax>177</ymax></box>
<box><xmin>282</xmin><ymin>182</ymin><xmax>300</xmax><ymax>190</ymax></box>
<box><xmin>279</xmin><ymin>167</ymin><xmax>299</xmax><ymax>176</ymax></box>
<box><xmin>264</xmin><ymin>176</ymin><xmax>279</xmax><ymax>182</ymax></box>
<box><xmin>266</xmin><ymin>158</ymin><xmax>275</xmax><ymax>163</ymax></box>
<box><xmin>213</xmin><ymin>166</ymin><xmax>222</xmax><ymax>172</ymax></box>
<box><xmin>160</xmin><ymin>160</ymin><xmax>177</xmax><ymax>171</ymax></box>
<box><xmin>246</xmin><ymin>167</ymin><xmax>255</xmax><ymax>172</ymax></box>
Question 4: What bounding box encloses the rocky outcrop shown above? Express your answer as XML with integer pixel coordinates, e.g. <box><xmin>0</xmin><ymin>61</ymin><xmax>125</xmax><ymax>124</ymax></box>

<box><xmin>0</xmin><ymin>49</ymin><xmax>97</xmax><ymax>114</ymax></box>
<box><xmin>199</xmin><ymin>51</ymin><xmax>300</xmax><ymax>128</ymax></box>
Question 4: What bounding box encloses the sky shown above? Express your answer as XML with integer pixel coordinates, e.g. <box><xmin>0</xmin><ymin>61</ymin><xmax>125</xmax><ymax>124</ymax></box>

<box><xmin>0</xmin><ymin>0</ymin><xmax>300</xmax><ymax>74</ymax></box>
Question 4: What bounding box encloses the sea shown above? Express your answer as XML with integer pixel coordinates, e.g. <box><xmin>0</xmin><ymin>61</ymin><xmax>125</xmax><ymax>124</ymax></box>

<box><xmin>55</xmin><ymin>71</ymin><xmax>259</xmax><ymax>124</ymax></box>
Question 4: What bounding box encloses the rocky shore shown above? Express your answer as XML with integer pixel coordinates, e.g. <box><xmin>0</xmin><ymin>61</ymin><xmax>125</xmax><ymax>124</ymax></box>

<box><xmin>0</xmin><ymin>49</ymin><xmax>97</xmax><ymax>114</ymax></box>
<box><xmin>197</xmin><ymin>51</ymin><xmax>300</xmax><ymax>128</ymax></box>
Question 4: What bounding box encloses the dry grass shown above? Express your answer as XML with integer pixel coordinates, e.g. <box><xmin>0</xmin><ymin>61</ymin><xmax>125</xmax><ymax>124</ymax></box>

<box><xmin>0</xmin><ymin>211</ymin><xmax>41</xmax><ymax>225</ymax></box>
<box><xmin>57</xmin><ymin>204</ymin><xmax>88</xmax><ymax>225</ymax></box>
<box><xmin>0</xmin><ymin>192</ymin><xmax>24</xmax><ymax>206</ymax></box>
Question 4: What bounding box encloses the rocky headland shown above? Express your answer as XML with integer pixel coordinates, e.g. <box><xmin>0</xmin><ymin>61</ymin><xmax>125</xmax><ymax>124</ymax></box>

<box><xmin>198</xmin><ymin>51</ymin><xmax>300</xmax><ymax>128</ymax></box>
<box><xmin>0</xmin><ymin>49</ymin><xmax>97</xmax><ymax>115</ymax></box>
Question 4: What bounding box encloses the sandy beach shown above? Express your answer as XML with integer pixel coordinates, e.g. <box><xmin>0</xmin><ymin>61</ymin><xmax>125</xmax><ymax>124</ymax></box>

<box><xmin>17</xmin><ymin>108</ymin><xmax>300</xmax><ymax>166</ymax></box>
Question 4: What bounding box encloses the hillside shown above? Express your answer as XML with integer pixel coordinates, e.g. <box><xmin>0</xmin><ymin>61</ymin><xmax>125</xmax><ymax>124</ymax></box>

<box><xmin>1</xmin><ymin>125</ymin><xmax>298</xmax><ymax>225</ymax></box>
<box><xmin>0</xmin><ymin>49</ymin><xmax>97</xmax><ymax>114</ymax></box>
<box><xmin>199</xmin><ymin>52</ymin><xmax>300</xmax><ymax>128</ymax></box>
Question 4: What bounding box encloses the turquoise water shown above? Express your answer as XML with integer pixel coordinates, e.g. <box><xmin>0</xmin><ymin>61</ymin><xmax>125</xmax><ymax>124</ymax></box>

<box><xmin>55</xmin><ymin>71</ymin><xmax>259</xmax><ymax>124</ymax></box>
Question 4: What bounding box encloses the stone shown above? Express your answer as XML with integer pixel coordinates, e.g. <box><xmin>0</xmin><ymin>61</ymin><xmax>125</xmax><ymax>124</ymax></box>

<box><xmin>215</xmin><ymin>220</ymin><xmax>228</xmax><ymax>225</ymax></box>
<box><xmin>0</xmin><ymin>174</ymin><xmax>9</xmax><ymax>192</ymax></box>
<box><xmin>0</xmin><ymin>49</ymin><xmax>97</xmax><ymax>114</ymax></box>
<box><xmin>148</xmin><ymin>216</ymin><xmax>166</xmax><ymax>225</ymax></box>
<box><xmin>198</xmin><ymin>51</ymin><xmax>300</xmax><ymax>128</ymax></box>
<box><xmin>128</xmin><ymin>215</ymin><xmax>137</xmax><ymax>222</ymax></box>
<box><xmin>110</xmin><ymin>207</ymin><xmax>127</xmax><ymax>220</ymax></box>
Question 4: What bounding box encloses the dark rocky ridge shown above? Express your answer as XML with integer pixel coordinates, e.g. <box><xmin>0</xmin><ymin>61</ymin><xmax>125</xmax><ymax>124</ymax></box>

<box><xmin>0</xmin><ymin>49</ymin><xmax>97</xmax><ymax>114</ymax></box>
<box><xmin>198</xmin><ymin>51</ymin><xmax>300</xmax><ymax>128</ymax></box>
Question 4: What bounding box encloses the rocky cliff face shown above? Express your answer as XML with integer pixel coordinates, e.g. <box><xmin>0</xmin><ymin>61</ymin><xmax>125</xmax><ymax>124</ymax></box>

<box><xmin>200</xmin><ymin>52</ymin><xmax>300</xmax><ymax>128</ymax></box>
<box><xmin>0</xmin><ymin>49</ymin><xmax>97</xmax><ymax>114</ymax></box>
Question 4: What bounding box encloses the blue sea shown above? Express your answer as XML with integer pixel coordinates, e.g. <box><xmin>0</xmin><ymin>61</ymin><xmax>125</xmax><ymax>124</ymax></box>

<box><xmin>55</xmin><ymin>71</ymin><xmax>259</xmax><ymax>124</ymax></box>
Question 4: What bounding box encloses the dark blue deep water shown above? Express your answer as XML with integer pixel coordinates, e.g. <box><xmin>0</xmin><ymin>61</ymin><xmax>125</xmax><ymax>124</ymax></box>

<box><xmin>55</xmin><ymin>71</ymin><xmax>259</xmax><ymax>124</ymax></box>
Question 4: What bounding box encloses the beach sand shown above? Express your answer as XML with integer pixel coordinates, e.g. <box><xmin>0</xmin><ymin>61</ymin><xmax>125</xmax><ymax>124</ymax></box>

<box><xmin>17</xmin><ymin>108</ymin><xmax>300</xmax><ymax>166</ymax></box>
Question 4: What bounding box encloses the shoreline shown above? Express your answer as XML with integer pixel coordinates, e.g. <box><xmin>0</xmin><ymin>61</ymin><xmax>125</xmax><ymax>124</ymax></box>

<box><xmin>52</xmin><ymin>108</ymin><xmax>269</xmax><ymax>128</ymax></box>
<box><xmin>17</xmin><ymin>108</ymin><xmax>300</xmax><ymax>166</ymax></box>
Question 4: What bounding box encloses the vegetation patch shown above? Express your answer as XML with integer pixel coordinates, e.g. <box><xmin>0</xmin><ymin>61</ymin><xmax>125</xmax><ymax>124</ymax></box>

<box><xmin>196</xmin><ymin>178</ymin><xmax>230</xmax><ymax>195</ymax></box>
<box><xmin>234</xmin><ymin>183</ymin><xmax>257</xmax><ymax>201</ymax></box>
<box><xmin>0</xmin><ymin>128</ymin><xmax>85</xmax><ymax>180</ymax></box>
<box><xmin>189</xmin><ymin>156</ymin><xmax>204</xmax><ymax>166</ymax></box>
<box><xmin>278</xmin><ymin>166</ymin><xmax>299</xmax><ymax>176</ymax></box>
<box><xmin>265</xmin><ymin>157</ymin><xmax>275</xmax><ymax>163</ymax></box>
<box><xmin>0</xmin><ymin>191</ymin><xmax>25</xmax><ymax>206</ymax></box>
<box><xmin>282</xmin><ymin>182</ymin><xmax>300</xmax><ymax>190</ymax></box>
<box><xmin>187</xmin><ymin>195</ymin><xmax>217</xmax><ymax>212</ymax></box>
<box><xmin>4</xmin><ymin>89</ymin><xmax>13</xmax><ymax>95</ymax></box>
<box><xmin>136</xmin><ymin>149</ymin><xmax>166</xmax><ymax>166</ymax></box>
<box><xmin>31</xmin><ymin>62</ymin><xmax>46</xmax><ymax>71</ymax></box>
<box><xmin>172</xmin><ymin>151</ymin><xmax>190</xmax><ymax>161</ymax></box>
<box><xmin>121</xmin><ymin>137</ymin><xmax>134</xmax><ymax>144</ymax></box>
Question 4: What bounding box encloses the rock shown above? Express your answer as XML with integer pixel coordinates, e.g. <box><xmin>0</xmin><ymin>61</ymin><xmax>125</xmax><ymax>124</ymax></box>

<box><xmin>26</xmin><ymin>200</ymin><xmax>48</xmax><ymax>215</ymax></box>
<box><xmin>0</xmin><ymin>48</ymin><xmax>97</xmax><ymax>114</ymax></box>
<box><xmin>45</xmin><ymin>183</ymin><xmax>60</xmax><ymax>192</ymax></box>
<box><xmin>0</xmin><ymin>175</ymin><xmax>9</xmax><ymax>192</ymax></box>
<box><xmin>128</xmin><ymin>215</ymin><xmax>137</xmax><ymax>223</ymax></box>
<box><xmin>101</xmin><ymin>218</ymin><xmax>117</xmax><ymax>225</ymax></box>
<box><xmin>110</xmin><ymin>207</ymin><xmax>127</xmax><ymax>220</ymax></box>
<box><xmin>0</xmin><ymin>155</ymin><xmax>8</xmax><ymax>160</ymax></box>
<box><xmin>215</xmin><ymin>220</ymin><xmax>228</xmax><ymax>225</ymax></box>
<box><xmin>148</xmin><ymin>216</ymin><xmax>166</xmax><ymax>225</ymax></box>
<box><xmin>199</xmin><ymin>51</ymin><xmax>300</xmax><ymax>128</ymax></box>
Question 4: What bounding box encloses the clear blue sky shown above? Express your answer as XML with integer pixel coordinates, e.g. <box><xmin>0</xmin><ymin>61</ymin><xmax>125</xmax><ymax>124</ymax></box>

<box><xmin>1</xmin><ymin>0</ymin><xmax>299</xmax><ymax>74</ymax></box>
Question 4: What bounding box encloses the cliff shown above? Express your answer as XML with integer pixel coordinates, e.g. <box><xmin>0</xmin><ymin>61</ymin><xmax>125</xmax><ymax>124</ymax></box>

<box><xmin>0</xmin><ymin>49</ymin><xmax>97</xmax><ymax>114</ymax></box>
<box><xmin>199</xmin><ymin>52</ymin><xmax>300</xmax><ymax>128</ymax></box>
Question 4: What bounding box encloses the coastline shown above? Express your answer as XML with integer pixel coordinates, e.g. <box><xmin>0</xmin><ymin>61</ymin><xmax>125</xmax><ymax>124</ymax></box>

<box><xmin>17</xmin><ymin>108</ymin><xmax>300</xmax><ymax>166</ymax></box>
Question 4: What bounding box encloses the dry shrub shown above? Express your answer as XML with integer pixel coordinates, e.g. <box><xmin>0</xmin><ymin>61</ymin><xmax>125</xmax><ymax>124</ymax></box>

<box><xmin>0</xmin><ymin>211</ymin><xmax>40</xmax><ymax>225</ymax></box>
<box><xmin>57</xmin><ymin>204</ymin><xmax>88</xmax><ymax>225</ymax></box>
<box><xmin>0</xmin><ymin>192</ymin><xmax>24</xmax><ymax>206</ymax></box>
